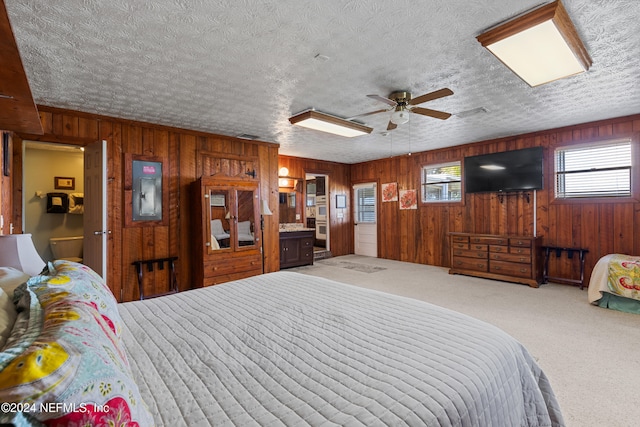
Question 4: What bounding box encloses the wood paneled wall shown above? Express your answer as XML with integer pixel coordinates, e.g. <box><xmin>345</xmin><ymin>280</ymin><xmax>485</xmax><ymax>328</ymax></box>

<box><xmin>278</xmin><ymin>155</ymin><xmax>353</xmax><ymax>256</ymax></box>
<box><xmin>351</xmin><ymin>114</ymin><xmax>640</xmax><ymax>285</ymax></box>
<box><xmin>12</xmin><ymin>106</ymin><xmax>280</xmax><ymax>301</ymax></box>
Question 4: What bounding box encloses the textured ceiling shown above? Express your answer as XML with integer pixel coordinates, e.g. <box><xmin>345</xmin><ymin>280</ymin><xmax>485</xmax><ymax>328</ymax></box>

<box><xmin>5</xmin><ymin>0</ymin><xmax>640</xmax><ymax>164</ymax></box>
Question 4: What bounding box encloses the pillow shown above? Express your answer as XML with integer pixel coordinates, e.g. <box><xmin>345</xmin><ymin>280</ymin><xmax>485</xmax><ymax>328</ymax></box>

<box><xmin>0</xmin><ymin>267</ymin><xmax>31</xmax><ymax>300</ymax></box>
<box><xmin>0</xmin><ymin>276</ymin><xmax>153</xmax><ymax>426</ymax></box>
<box><xmin>0</xmin><ymin>288</ymin><xmax>17</xmax><ymax>350</ymax></box>
<box><xmin>26</xmin><ymin>260</ymin><xmax>122</xmax><ymax>339</ymax></box>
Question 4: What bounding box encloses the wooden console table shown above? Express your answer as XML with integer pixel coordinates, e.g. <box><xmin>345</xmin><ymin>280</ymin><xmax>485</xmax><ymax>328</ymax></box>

<box><xmin>449</xmin><ymin>233</ymin><xmax>542</xmax><ymax>288</ymax></box>
<box><xmin>541</xmin><ymin>246</ymin><xmax>589</xmax><ymax>289</ymax></box>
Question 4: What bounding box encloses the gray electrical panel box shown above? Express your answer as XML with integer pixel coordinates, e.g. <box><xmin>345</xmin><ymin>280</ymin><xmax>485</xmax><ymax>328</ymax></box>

<box><xmin>132</xmin><ymin>160</ymin><xmax>162</xmax><ymax>221</ymax></box>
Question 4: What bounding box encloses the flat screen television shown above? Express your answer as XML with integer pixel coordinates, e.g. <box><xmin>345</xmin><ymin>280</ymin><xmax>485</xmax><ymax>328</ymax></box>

<box><xmin>464</xmin><ymin>147</ymin><xmax>543</xmax><ymax>193</ymax></box>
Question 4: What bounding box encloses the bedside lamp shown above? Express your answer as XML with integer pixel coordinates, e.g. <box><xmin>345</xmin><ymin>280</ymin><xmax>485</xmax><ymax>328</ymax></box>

<box><xmin>0</xmin><ymin>234</ymin><xmax>46</xmax><ymax>276</ymax></box>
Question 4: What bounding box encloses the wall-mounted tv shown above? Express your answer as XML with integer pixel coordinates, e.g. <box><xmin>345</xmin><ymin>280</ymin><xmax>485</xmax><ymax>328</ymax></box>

<box><xmin>464</xmin><ymin>147</ymin><xmax>543</xmax><ymax>194</ymax></box>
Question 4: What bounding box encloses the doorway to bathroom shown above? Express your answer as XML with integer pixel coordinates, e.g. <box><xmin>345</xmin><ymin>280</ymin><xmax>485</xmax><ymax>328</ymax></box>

<box><xmin>22</xmin><ymin>139</ymin><xmax>107</xmax><ymax>277</ymax></box>
<box><xmin>22</xmin><ymin>141</ymin><xmax>86</xmax><ymax>262</ymax></box>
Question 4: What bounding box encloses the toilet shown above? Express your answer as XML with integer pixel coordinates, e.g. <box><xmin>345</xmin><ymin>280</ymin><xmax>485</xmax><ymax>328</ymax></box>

<box><xmin>49</xmin><ymin>236</ymin><xmax>83</xmax><ymax>263</ymax></box>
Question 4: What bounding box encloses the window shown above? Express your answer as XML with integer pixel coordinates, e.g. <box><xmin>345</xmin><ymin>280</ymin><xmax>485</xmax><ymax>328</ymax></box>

<box><xmin>354</xmin><ymin>184</ymin><xmax>376</xmax><ymax>223</ymax></box>
<box><xmin>555</xmin><ymin>139</ymin><xmax>632</xmax><ymax>199</ymax></box>
<box><xmin>421</xmin><ymin>161</ymin><xmax>462</xmax><ymax>202</ymax></box>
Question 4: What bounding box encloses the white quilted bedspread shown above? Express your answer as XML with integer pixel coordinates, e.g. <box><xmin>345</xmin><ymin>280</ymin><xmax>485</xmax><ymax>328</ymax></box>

<box><xmin>119</xmin><ymin>271</ymin><xmax>564</xmax><ymax>426</ymax></box>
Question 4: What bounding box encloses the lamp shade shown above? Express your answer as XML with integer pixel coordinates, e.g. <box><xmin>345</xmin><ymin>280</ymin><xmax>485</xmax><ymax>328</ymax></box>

<box><xmin>391</xmin><ymin>109</ymin><xmax>410</xmax><ymax>125</ymax></box>
<box><xmin>260</xmin><ymin>200</ymin><xmax>273</xmax><ymax>216</ymax></box>
<box><xmin>0</xmin><ymin>234</ymin><xmax>46</xmax><ymax>276</ymax></box>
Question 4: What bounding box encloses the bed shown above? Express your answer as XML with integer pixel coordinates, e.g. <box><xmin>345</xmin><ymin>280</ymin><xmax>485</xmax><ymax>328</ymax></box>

<box><xmin>1</xmin><ymin>261</ymin><xmax>564</xmax><ymax>426</ymax></box>
<box><xmin>588</xmin><ymin>254</ymin><xmax>640</xmax><ymax>314</ymax></box>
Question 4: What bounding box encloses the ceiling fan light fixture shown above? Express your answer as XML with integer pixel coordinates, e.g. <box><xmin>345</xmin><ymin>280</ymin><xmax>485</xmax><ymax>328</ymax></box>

<box><xmin>476</xmin><ymin>0</ymin><xmax>591</xmax><ymax>87</ymax></box>
<box><xmin>390</xmin><ymin>109</ymin><xmax>410</xmax><ymax>125</ymax></box>
<box><xmin>288</xmin><ymin>110</ymin><xmax>373</xmax><ymax>137</ymax></box>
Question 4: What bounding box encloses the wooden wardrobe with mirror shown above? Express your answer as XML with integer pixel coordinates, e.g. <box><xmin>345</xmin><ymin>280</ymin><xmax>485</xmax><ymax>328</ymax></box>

<box><xmin>192</xmin><ymin>176</ymin><xmax>262</xmax><ymax>287</ymax></box>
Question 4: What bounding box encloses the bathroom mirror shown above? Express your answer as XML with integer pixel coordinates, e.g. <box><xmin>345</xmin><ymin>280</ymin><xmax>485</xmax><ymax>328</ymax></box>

<box><xmin>279</xmin><ymin>191</ymin><xmax>301</xmax><ymax>224</ymax></box>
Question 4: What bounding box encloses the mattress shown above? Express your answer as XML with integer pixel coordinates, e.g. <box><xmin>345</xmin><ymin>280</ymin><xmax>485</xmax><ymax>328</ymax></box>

<box><xmin>119</xmin><ymin>271</ymin><xmax>564</xmax><ymax>426</ymax></box>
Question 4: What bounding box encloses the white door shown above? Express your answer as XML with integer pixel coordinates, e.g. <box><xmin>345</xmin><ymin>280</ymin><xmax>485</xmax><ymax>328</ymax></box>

<box><xmin>84</xmin><ymin>140</ymin><xmax>107</xmax><ymax>277</ymax></box>
<box><xmin>353</xmin><ymin>183</ymin><xmax>377</xmax><ymax>257</ymax></box>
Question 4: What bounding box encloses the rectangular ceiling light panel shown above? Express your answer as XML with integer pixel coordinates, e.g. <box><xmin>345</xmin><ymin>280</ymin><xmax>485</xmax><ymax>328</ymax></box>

<box><xmin>477</xmin><ymin>0</ymin><xmax>592</xmax><ymax>87</ymax></box>
<box><xmin>289</xmin><ymin>110</ymin><xmax>373</xmax><ymax>137</ymax></box>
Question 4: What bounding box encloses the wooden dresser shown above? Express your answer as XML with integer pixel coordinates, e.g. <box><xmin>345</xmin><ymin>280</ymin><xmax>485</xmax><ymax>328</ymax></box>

<box><xmin>449</xmin><ymin>233</ymin><xmax>542</xmax><ymax>288</ymax></box>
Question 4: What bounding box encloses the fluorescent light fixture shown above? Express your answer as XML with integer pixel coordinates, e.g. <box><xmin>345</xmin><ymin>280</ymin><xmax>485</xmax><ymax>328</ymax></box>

<box><xmin>289</xmin><ymin>110</ymin><xmax>373</xmax><ymax>137</ymax></box>
<box><xmin>477</xmin><ymin>0</ymin><xmax>591</xmax><ymax>87</ymax></box>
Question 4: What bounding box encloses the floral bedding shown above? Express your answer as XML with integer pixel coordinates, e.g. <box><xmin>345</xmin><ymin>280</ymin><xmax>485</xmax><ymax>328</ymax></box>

<box><xmin>607</xmin><ymin>254</ymin><xmax>640</xmax><ymax>301</ymax></box>
<box><xmin>0</xmin><ymin>260</ymin><xmax>152</xmax><ymax>426</ymax></box>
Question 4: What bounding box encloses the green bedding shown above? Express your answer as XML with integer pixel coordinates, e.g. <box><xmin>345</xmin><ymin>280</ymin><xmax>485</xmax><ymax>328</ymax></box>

<box><xmin>597</xmin><ymin>292</ymin><xmax>640</xmax><ymax>314</ymax></box>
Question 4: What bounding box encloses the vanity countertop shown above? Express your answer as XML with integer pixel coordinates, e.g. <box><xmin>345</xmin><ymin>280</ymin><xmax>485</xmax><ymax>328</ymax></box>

<box><xmin>279</xmin><ymin>224</ymin><xmax>315</xmax><ymax>232</ymax></box>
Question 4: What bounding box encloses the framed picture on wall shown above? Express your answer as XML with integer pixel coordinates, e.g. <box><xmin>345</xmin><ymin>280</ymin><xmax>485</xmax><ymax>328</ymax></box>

<box><xmin>336</xmin><ymin>194</ymin><xmax>347</xmax><ymax>209</ymax></box>
<box><xmin>54</xmin><ymin>176</ymin><xmax>75</xmax><ymax>190</ymax></box>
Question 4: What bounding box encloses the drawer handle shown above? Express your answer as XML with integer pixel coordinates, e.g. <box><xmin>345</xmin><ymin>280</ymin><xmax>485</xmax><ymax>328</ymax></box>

<box><xmin>498</xmin><ymin>240</ymin><xmax>504</xmax><ymax>244</ymax></box>
<box><xmin>520</xmin><ymin>258</ymin><xmax>527</xmax><ymax>262</ymax></box>
<box><xmin>520</xmin><ymin>269</ymin><xmax>528</xmax><ymax>273</ymax></box>
<box><xmin>456</xmin><ymin>261</ymin><xmax>462</xmax><ymax>266</ymax></box>
<box><xmin>477</xmin><ymin>252</ymin><xmax>485</xmax><ymax>257</ymax></box>
<box><xmin>494</xmin><ymin>247</ymin><xmax>502</xmax><ymax>252</ymax></box>
<box><xmin>516</xmin><ymin>249</ymin><xmax>523</xmax><ymax>253</ymax></box>
<box><xmin>477</xmin><ymin>264</ymin><xmax>484</xmax><ymax>268</ymax></box>
<box><xmin>494</xmin><ymin>266</ymin><xmax>501</xmax><ymax>270</ymax></box>
<box><xmin>475</xmin><ymin>245</ymin><xmax>483</xmax><ymax>249</ymax></box>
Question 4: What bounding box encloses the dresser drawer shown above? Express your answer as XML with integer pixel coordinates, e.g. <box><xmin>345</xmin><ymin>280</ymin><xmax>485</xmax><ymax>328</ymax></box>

<box><xmin>452</xmin><ymin>249</ymin><xmax>487</xmax><ymax>259</ymax></box>
<box><xmin>469</xmin><ymin>243</ymin><xmax>488</xmax><ymax>251</ymax></box>
<box><xmin>490</xmin><ymin>260</ymin><xmax>531</xmax><ymax>278</ymax></box>
<box><xmin>509</xmin><ymin>246</ymin><xmax>531</xmax><ymax>255</ymax></box>
<box><xmin>205</xmin><ymin>254</ymin><xmax>261</xmax><ymax>276</ymax></box>
<box><xmin>489</xmin><ymin>245</ymin><xmax>508</xmax><ymax>253</ymax></box>
<box><xmin>471</xmin><ymin>236</ymin><xmax>508</xmax><ymax>245</ymax></box>
<box><xmin>452</xmin><ymin>256</ymin><xmax>488</xmax><ymax>272</ymax></box>
<box><xmin>490</xmin><ymin>252</ymin><xmax>531</xmax><ymax>264</ymax></box>
<box><xmin>509</xmin><ymin>238</ymin><xmax>532</xmax><ymax>248</ymax></box>
<box><xmin>451</xmin><ymin>235</ymin><xmax>469</xmax><ymax>243</ymax></box>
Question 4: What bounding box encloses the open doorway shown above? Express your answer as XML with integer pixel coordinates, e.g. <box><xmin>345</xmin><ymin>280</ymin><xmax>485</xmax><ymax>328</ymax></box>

<box><xmin>22</xmin><ymin>141</ymin><xmax>85</xmax><ymax>262</ymax></box>
<box><xmin>22</xmin><ymin>140</ymin><xmax>107</xmax><ymax>277</ymax></box>
<box><xmin>304</xmin><ymin>172</ymin><xmax>330</xmax><ymax>258</ymax></box>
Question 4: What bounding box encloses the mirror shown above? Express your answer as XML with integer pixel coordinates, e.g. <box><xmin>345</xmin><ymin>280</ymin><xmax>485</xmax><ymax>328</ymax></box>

<box><xmin>279</xmin><ymin>192</ymin><xmax>301</xmax><ymax>224</ymax></box>
<box><xmin>208</xmin><ymin>189</ymin><xmax>230</xmax><ymax>251</ymax></box>
<box><xmin>236</xmin><ymin>190</ymin><xmax>256</xmax><ymax>247</ymax></box>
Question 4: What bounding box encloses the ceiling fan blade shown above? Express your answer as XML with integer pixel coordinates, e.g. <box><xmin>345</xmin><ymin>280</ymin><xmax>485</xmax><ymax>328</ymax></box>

<box><xmin>347</xmin><ymin>108</ymin><xmax>390</xmax><ymax>120</ymax></box>
<box><xmin>367</xmin><ymin>94</ymin><xmax>397</xmax><ymax>107</ymax></box>
<box><xmin>387</xmin><ymin>121</ymin><xmax>397</xmax><ymax>131</ymax></box>
<box><xmin>408</xmin><ymin>88</ymin><xmax>454</xmax><ymax>106</ymax></box>
<box><xmin>410</xmin><ymin>107</ymin><xmax>452</xmax><ymax>120</ymax></box>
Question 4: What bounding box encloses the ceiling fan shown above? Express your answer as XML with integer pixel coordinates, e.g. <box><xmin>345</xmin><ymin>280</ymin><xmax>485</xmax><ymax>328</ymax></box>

<box><xmin>360</xmin><ymin>88</ymin><xmax>454</xmax><ymax>131</ymax></box>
